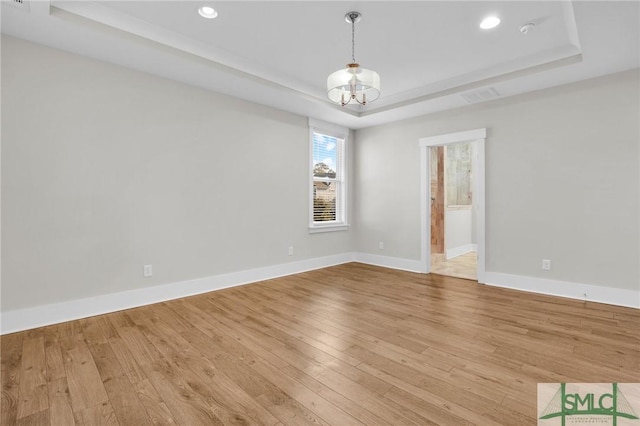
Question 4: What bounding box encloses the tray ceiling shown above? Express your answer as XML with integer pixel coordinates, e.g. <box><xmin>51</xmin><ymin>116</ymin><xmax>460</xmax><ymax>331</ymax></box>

<box><xmin>2</xmin><ymin>1</ymin><xmax>638</xmax><ymax>128</ymax></box>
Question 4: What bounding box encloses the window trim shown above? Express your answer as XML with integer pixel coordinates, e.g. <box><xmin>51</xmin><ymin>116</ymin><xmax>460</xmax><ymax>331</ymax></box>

<box><xmin>308</xmin><ymin>118</ymin><xmax>349</xmax><ymax>233</ymax></box>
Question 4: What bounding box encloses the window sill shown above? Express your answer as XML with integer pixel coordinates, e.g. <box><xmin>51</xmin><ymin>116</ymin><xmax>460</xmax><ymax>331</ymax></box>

<box><xmin>308</xmin><ymin>224</ymin><xmax>349</xmax><ymax>234</ymax></box>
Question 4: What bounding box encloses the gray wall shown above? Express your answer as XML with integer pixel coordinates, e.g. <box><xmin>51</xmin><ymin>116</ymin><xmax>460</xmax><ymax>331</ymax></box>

<box><xmin>354</xmin><ymin>69</ymin><xmax>639</xmax><ymax>291</ymax></box>
<box><xmin>1</xmin><ymin>36</ymin><xmax>354</xmax><ymax>311</ymax></box>
<box><xmin>2</xmin><ymin>35</ymin><xmax>639</xmax><ymax>314</ymax></box>
<box><xmin>445</xmin><ymin>209</ymin><xmax>473</xmax><ymax>254</ymax></box>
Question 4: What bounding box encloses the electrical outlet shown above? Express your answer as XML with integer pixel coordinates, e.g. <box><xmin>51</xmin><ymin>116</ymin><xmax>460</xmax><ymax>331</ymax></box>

<box><xmin>378</xmin><ymin>241</ymin><xmax>384</xmax><ymax>250</ymax></box>
<box><xmin>143</xmin><ymin>264</ymin><xmax>153</xmax><ymax>277</ymax></box>
<box><xmin>288</xmin><ymin>246</ymin><xmax>294</xmax><ymax>256</ymax></box>
<box><xmin>542</xmin><ymin>259</ymin><xmax>551</xmax><ymax>271</ymax></box>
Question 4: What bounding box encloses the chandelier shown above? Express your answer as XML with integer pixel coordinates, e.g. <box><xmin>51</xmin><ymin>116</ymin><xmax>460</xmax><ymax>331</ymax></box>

<box><xmin>327</xmin><ymin>11</ymin><xmax>380</xmax><ymax>107</ymax></box>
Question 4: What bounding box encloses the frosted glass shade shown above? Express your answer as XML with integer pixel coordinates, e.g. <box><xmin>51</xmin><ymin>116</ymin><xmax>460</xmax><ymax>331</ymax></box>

<box><xmin>327</xmin><ymin>65</ymin><xmax>380</xmax><ymax>105</ymax></box>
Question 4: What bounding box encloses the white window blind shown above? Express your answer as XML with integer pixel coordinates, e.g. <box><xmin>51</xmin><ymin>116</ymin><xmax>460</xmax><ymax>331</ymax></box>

<box><xmin>309</xmin><ymin>119</ymin><xmax>348</xmax><ymax>232</ymax></box>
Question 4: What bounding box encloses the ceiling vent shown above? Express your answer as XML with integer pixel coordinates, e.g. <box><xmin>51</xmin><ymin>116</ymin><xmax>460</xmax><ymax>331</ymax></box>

<box><xmin>3</xmin><ymin>0</ymin><xmax>29</xmax><ymax>11</ymax></box>
<box><xmin>460</xmin><ymin>87</ymin><xmax>501</xmax><ymax>104</ymax></box>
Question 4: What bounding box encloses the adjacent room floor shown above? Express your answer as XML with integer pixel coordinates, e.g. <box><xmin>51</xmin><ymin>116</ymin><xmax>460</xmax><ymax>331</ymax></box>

<box><xmin>431</xmin><ymin>251</ymin><xmax>477</xmax><ymax>280</ymax></box>
<box><xmin>2</xmin><ymin>263</ymin><xmax>638</xmax><ymax>425</ymax></box>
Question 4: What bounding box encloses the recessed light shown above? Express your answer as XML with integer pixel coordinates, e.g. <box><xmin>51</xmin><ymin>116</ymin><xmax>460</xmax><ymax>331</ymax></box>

<box><xmin>480</xmin><ymin>16</ymin><xmax>500</xmax><ymax>30</ymax></box>
<box><xmin>198</xmin><ymin>6</ymin><xmax>218</xmax><ymax>19</ymax></box>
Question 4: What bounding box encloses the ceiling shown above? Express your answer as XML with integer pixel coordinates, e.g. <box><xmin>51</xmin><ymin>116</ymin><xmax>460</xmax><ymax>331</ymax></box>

<box><xmin>2</xmin><ymin>1</ymin><xmax>639</xmax><ymax>129</ymax></box>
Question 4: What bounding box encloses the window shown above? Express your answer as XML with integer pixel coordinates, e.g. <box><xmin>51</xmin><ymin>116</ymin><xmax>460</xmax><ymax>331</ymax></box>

<box><xmin>309</xmin><ymin>119</ymin><xmax>348</xmax><ymax>232</ymax></box>
<box><xmin>445</xmin><ymin>143</ymin><xmax>473</xmax><ymax>206</ymax></box>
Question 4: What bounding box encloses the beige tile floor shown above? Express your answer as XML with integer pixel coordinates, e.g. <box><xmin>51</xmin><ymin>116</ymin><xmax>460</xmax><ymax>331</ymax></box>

<box><xmin>431</xmin><ymin>251</ymin><xmax>477</xmax><ymax>281</ymax></box>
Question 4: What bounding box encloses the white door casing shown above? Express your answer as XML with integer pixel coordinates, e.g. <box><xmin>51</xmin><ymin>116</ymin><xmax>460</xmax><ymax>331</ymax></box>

<box><xmin>419</xmin><ymin>128</ymin><xmax>486</xmax><ymax>282</ymax></box>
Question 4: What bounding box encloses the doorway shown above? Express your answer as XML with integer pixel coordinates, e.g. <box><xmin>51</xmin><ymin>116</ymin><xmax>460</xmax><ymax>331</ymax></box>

<box><xmin>430</xmin><ymin>143</ymin><xmax>476</xmax><ymax>280</ymax></box>
<box><xmin>419</xmin><ymin>128</ymin><xmax>486</xmax><ymax>283</ymax></box>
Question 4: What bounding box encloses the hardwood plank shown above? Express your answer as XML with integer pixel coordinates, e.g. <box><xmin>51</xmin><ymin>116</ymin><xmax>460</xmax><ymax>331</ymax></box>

<box><xmin>131</xmin><ymin>305</ymin><xmax>281</xmax><ymax>425</ymax></box>
<box><xmin>141</xmin><ymin>358</ymin><xmax>224</xmax><ymax>425</ymax></box>
<box><xmin>384</xmin><ymin>385</ymin><xmax>475</xmax><ymax>426</ymax></box>
<box><xmin>110</xmin><ymin>318</ymin><xmax>219</xmax><ymax>425</ymax></box>
<box><xmin>344</xmin><ymin>343</ymin><xmax>528</xmax><ymax>422</ymax></box>
<box><xmin>105</xmin><ymin>334</ymin><xmax>178</xmax><ymax>425</ymax></box>
<box><xmin>2</xmin><ymin>262</ymin><xmax>638</xmax><ymax>425</ymax></box>
<box><xmin>47</xmin><ymin>378</ymin><xmax>76</xmax><ymax>426</ymax></box>
<box><xmin>16</xmin><ymin>336</ymin><xmax>48</xmax><ymax>419</ymax></box>
<box><xmin>44</xmin><ymin>333</ymin><xmax>66</xmax><ymax>383</ymax></box>
<box><xmin>85</xmin><ymin>339</ymin><xmax>152</xmax><ymax>426</ymax></box>
<box><xmin>247</xmin><ymin>353</ymin><xmax>364</xmax><ymax>426</ymax></box>
<box><xmin>165</xmin><ymin>302</ymin><xmax>346</xmax><ymax>425</ymax></box>
<box><xmin>16</xmin><ymin>408</ymin><xmax>50</xmax><ymax>426</ymax></box>
<box><xmin>1</xmin><ymin>332</ymin><xmax>24</xmax><ymax>426</ymax></box>
<box><xmin>58</xmin><ymin>322</ymin><xmax>110</xmax><ymax>414</ymax></box>
<box><xmin>254</xmin><ymin>393</ymin><xmax>330</xmax><ymax>426</ymax></box>
<box><xmin>190</xmin><ymin>298</ymin><xmax>291</xmax><ymax>369</ymax></box>
<box><xmin>358</xmin><ymin>362</ymin><xmax>505</xmax><ymax>426</ymax></box>
<box><xmin>76</xmin><ymin>401</ymin><xmax>119</xmax><ymax>426</ymax></box>
<box><xmin>281</xmin><ymin>364</ymin><xmax>430</xmax><ymax>426</ymax></box>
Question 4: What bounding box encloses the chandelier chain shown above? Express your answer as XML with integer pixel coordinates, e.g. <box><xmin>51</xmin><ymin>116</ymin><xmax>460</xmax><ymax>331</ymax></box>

<box><xmin>351</xmin><ymin>17</ymin><xmax>356</xmax><ymax>63</ymax></box>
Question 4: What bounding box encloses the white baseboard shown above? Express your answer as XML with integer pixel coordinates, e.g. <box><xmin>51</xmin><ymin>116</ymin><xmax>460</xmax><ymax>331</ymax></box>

<box><xmin>3</xmin><ymin>253</ymin><xmax>637</xmax><ymax>334</ymax></box>
<box><xmin>483</xmin><ymin>272</ymin><xmax>640</xmax><ymax>309</ymax></box>
<box><xmin>0</xmin><ymin>253</ymin><xmax>355</xmax><ymax>335</ymax></box>
<box><xmin>353</xmin><ymin>252</ymin><xmax>426</xmax><ymax>273</ymax></box>
<box><xmin>446</xmin><ymin>244</ymin><xmax>477</xmax><ymax>260</ymax></box>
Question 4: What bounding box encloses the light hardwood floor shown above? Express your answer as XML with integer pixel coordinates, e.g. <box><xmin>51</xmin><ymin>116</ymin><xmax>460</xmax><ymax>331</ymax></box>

<box><xmin>2</xmin><ymin>263</ymin><xmax>638</xmax><ymax>425</ymax></box>
<box><xmin>431</xmin><ymin>251</ymin><xmax>477</xmax><ymax>280</ymax></box>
